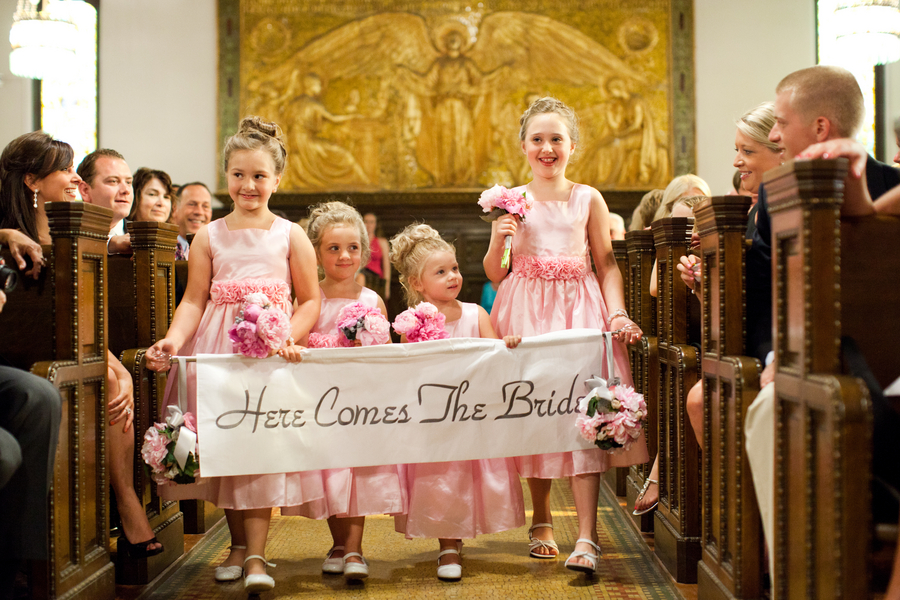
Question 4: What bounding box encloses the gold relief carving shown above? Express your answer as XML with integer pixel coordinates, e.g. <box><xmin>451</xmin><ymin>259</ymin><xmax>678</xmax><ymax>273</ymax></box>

<box><xmin>239</xmin><ymin>1</ymin><xmax>673</xmax><ymax>192</ymax></box>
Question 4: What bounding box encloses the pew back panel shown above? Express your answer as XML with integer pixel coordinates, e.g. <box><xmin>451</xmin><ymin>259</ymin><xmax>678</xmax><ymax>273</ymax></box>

<box><xmin>766</xmin><ymin>159</ymin><xmax>877</xmax><ymax>599</ymax></box>
<box><xmin>652</xmin><ymin>216</ymin><xmax>702</xmax><ymax>583</ymax></box>
<box><xmin>0</xmin><ymin>203</ymin><xmax>116</xmax><ymax>600</ymax></box>
<box><xmin>624</xmin><ymin>229</ymin><xmax>659</xmax><ymax>531</ymax></box>
<box><xmin>695</xmin><ymin>196</ymin><xmax>764</xmax><ymax>600</ymax></box>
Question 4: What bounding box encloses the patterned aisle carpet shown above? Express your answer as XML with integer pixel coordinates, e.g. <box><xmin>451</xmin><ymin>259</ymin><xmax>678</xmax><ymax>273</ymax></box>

<box><xmin>143</xmin><ymin>479</ymin><xmax>680</xmax><ymax>599</ymax></box>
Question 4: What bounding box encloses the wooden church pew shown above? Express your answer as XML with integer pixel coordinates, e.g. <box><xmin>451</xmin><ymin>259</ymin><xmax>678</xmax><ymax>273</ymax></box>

<box><xmin>694</xmin><ymin>196</ymin><xmax>763</xmax><ymax>600</ymax></box>
<box><xmin>766</xmin><ymin>158</ymin><xmax>879</xmax><ymax>599</ymax></box>
<box><xmin>602</xmin><ymin>239</ymin><xmax>631</xmax><ymax>497</ymax></box>
<box><xmin>652</xmin><ymin>216</ymin><xmax>702</xmax><ymax>583</ymax></box>
<box><xmin>624</xmin><ymin>229</ymin><xmax>659</xmax><ymax>533</ymax></box>
<box><xmin>107</xmin><ymin>221</ymin><xmax>186</xmax><ymax>584</ymax></box>
<box><xmin>0</xmin><ymin>203</ymin><xmax>115</xmax><ymax>600</ymax></box>
<box><xmin>122</xmin><ymin>236</ymin><xmax>221</xmax><ymax>535</ymax></box>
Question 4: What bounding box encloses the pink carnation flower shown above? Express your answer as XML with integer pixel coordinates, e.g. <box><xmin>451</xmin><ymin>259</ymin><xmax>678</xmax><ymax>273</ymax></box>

<box><xmin>141</xmin><ymin>428</ymin><xmax>169</xmax><ymax>472</ymax></box>
<box><xmin>256</xmin><ymin>308</ymin><xmax>291</xmax><ymax>349</ymax></box>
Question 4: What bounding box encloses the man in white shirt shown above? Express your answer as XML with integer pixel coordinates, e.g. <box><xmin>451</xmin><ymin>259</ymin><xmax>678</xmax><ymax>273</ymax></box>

<box><xmin>76</xmin><ymin>149</ymin><xmax>134</xmax><ymax>254</ymax></box>
<box><xmin>171</xmin><ymin>182</ymin><xmax>213</xmax><ymax>260</ymax></box>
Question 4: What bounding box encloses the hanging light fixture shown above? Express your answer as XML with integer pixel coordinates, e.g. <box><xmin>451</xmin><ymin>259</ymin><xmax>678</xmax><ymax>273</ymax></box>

<box><xmin>833</xmin><ymin>0</ymin><xmax>900</xmax><ymax>65</ymax></box>
<box><xmin>9</xmin><ymin>0</ymin><xmax>78</xmax><ymax>80</ymax></box>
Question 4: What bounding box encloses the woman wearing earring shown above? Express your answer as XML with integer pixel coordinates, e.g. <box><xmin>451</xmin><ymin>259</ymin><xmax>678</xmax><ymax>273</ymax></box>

<box><xmin>0</xmin><ymin>130</ymin><xmax>164</xmax><ymax>558</ymax></box>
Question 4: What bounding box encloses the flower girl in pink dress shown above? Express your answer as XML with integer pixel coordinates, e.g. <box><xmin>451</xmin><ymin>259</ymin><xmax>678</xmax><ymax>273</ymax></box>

<box><xmin>390</xmin><ymin>223</ymin><xmax>523</xmax><ymax>581</ymax></box>
<box><xmin>146</xmin><ymin>117</ymin><xmax>322</xmax><ymax>594</ymax></box>
<box><xmin>485</xmin><ymin>97</ymin><xmax>647</xmax><ymax>575</ymax></box>
<box><xmin>280</xmin><ymin>201</ymin><xmax>405</xmax><ymax>581</ymax></box>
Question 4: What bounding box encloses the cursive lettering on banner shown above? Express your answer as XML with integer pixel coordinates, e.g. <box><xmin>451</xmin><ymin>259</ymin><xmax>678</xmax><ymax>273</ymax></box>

<box><xmin>495</xmin><ymin>376</ymin><xmax>581</xmax><ymax>420</ymax></box>
<box><xmin>216</xmin><ymin>387</ymin><xmax>307</xmax><ymax>432</ymax></box>
<box><xmin>315</xmin><ymin>386</ymin><xmax>411</xmax><ymax>427</ymax></box>
<box><xmin>417</xmin><ymin>380</ymin><xmax>487</xmax><ymax>423</ymax></box>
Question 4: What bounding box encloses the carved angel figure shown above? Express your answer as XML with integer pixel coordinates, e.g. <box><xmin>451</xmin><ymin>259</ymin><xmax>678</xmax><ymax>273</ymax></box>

<box><xmin>246</xmin><ymin>11</ymin><xmax>656</xmax><ymax>190</ymax></box>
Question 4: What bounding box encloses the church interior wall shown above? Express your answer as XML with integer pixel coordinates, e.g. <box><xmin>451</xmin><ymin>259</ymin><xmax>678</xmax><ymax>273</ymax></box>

<box><xmin>4</xmin><ymin>1</ymin><xmax>898</xmax><ymax>197</ymax></box>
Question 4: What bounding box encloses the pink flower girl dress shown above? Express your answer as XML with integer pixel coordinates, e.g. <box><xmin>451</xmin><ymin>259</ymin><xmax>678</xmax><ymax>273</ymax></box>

<box><xmin>396</xmin><ymin>302</ymin><xmax>525</xmax><ymax>539</ymax></box>
<box><xmin>282</xmin><ymin>287</ymin><xmax>407</xmax><ymax>519</ymax></box>
<box><xmin>490</xmin><ymin>184</ymin><xmax>649</xmax><ymax>476</ymax></box>
<box><xmin>159</xmin><ymin>217</ymin><xmax>325</xmax><ymax>509</ymax></box>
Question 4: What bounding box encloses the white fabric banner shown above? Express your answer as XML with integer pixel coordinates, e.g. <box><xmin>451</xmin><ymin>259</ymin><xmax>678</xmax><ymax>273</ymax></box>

<box><xmin>194</xmin><ymin>329</ymin><xmax>605</xmax><ymax>477</ymax></box>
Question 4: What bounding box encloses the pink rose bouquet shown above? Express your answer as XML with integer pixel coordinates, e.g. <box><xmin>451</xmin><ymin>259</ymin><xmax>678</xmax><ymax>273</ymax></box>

<box><xmin>227</xmin><ymin>293</ymin><xmax>292</xmax><ymax>358</ymax></box>
<box><xmin>335</xmin><ymin>302</ymin><xmax>391</xmax><ymax>347</ymax></box>
<box><xmin>576</xmin><ymin>379</ymin><xmax>646</xmax><ymax>454</ymax></box>
<box><xmin>478</xmin><ymin>184</ymin><xmax>533</xmax><ymax>268</ymax></box>
<box><xmin>141</xmin><ymin>408</ymin><xmax>199</xmax><ymax>485</ymax></box>
<box><xmin>392</xmin><ymin>302</ymin><xmax>450</xmax><ymax>343</ymax></box>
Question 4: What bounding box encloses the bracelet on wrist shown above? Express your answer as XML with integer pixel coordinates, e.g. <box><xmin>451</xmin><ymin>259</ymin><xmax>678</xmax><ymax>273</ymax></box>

<box><xmin>606</xmin><ymin>308</ymin><xmax>629</xmax><ymax>329</ymax></box>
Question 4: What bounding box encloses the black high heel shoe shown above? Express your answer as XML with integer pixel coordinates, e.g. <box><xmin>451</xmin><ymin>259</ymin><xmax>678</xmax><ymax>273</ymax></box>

<box><xmin>117</xmin><ymin>536</ymin><xmax>164</xmax><ymax>559</ymax></box>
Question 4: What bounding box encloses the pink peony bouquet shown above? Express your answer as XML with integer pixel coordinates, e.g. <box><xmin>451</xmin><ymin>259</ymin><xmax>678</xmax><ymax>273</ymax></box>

<box><xmin>392</xmin><ymin>302</ymin><xmax>450</xmax><ymax>343</ymax></box>
<box><xmin>308</xmin><ymin>332</ymin><xmax>341</xmax><ymax>348</ymax></box>
<box><xmin>336</xmin><ymin>302</ymin><xmax>391</xmax><ymax>347</ymax></box>
<box><xmin>141</xmin><ymin>408</ymin><xmax>199</xmax><ymax>485</ymax></box>
<box><xmin>477</xmin><ymin>184</ymin><xmax>533</xmax><ymax>268</ymax></box>
<box><xmin>227</xmin><ymin>292</ymin><xmax>292</xmax><ymax>358</ymax></box>
<box><xmin>576</xmin><ymin>379</ymin><xmax>646</xmax><ymax>453</ymax></box>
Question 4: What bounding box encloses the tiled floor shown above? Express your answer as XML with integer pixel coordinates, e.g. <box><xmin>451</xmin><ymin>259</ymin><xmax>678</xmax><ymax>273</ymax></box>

<box><xmin>133</xmin><ymin>479</ymin><xmax>684</xmax><ymax>599</ymax></box>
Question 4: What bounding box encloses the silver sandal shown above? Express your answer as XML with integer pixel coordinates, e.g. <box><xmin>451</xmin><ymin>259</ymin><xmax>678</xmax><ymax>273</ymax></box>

<box><xmin>632</xmin><ymin>478</ymin><xmax>659</xmax><ymax>516</ymax></box>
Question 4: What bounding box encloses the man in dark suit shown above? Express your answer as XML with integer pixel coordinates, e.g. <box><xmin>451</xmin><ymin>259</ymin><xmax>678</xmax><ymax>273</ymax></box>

<box><xmin>77</xmin><ymin>149</ymin><xmax>134</xmax><ymax>255</ymax></box>
<box><xmin>747</xmin><ymin>65</ymin><xmax>900</xmax><ymax>382</ymax></box>
<box><xmin>744</xmin><ymin>65</ymin><xmax>900</xmax><ymax>580</ymax></box>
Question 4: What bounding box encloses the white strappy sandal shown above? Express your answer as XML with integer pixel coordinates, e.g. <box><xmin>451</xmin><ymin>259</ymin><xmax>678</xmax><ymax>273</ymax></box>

<box><xmin>527</xmin><ymin>523</ymin><xmax>559</xmax><ymax>559</ymax></box>
<box><xmin>436</xmin><ymin>548</ymin><xmax>462</xmax><ymax>581</ymax></box>
<box><xmin>564</xmin><ymin>538</ymin><xmax>602</xmax><ymax>575</ymax></box>
<box><xmin>342</xmin><ymin>552</ymin><xmax>369</xmax><ymax>581</ymax></box>
<box><xmin>243</xmin><ymin>555</ymin><xmax>276</xmax><ymax>593</ymax></box>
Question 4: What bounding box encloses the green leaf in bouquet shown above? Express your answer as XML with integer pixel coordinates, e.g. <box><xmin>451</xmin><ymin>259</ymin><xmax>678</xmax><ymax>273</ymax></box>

<box><xmin>479</xmin><ymin>207</ymin><xmax>507</xmax><ymax>222</ymax></box>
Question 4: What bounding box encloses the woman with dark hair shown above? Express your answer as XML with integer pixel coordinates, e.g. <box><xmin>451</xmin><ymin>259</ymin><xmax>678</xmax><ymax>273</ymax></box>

<box><xmin>0</xmin><ymin>131</ymin><xmax>79</xmax><ymax>277</ymax></box>
<box><xmin>129</xmin><ymin>167</ymin><xmax>174</xmax><ymax>223</ymax></box>
<box><xmin>0</xmin><ymin>131</ymin><xmax>164</xmax><ymax>558</ymax></box>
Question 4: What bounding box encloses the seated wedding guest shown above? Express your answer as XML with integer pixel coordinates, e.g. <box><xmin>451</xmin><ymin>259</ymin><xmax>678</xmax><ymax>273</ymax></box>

<box><xmin>629</xmin><ymin>189</ymin><xmax>663</xmax><ymax>231</ymax></box>
<box><xmin>680</xmin><ymin>102</ymin><xmax>782</xmax><ymax>446</ymax></box>
<box><xmin>128</xmin><ymin>167</ymin><xmax>174</xmax><ymax>224</ymax></box>
<box><xmin>0</xmin><ymin>132</ymin><xmax>162</xmax><ymax>559</ymax></box>
<box><xmin>171</xmin><ymin>182</ymin><xmax>213</xmax><ymax>260</ymax></box>
<box><xmin>652</xmin><ymin>173</ymin><xmax>711</xmax><ymax>222</ymax></box>
<box><xmin>0</xmin><ymin>132</ymin><xmax>79</xmax><ymax>279</ymax></box>
<box><xmin>744</xmin><ymin>64</ymin><xmax>900</xmax><ymax>582</ymax></box>
<box><xmin>633</xmin><ymin>194</ymin><xmax>705</xmax><ymax>517</ymax></box>
<box><xmin>77</xmin><ymin>149</ymin><xmax>134</xmax><ymax>255</ymax></box>
<box><xmin>0</xmin><ymin>283</ymin><xmax>62</xmax><ymax>599</ymax></box>
<box><xmin>609</xmin><ymin>212</ymin><xmax>626</xmax><ymax>240</ymax></box>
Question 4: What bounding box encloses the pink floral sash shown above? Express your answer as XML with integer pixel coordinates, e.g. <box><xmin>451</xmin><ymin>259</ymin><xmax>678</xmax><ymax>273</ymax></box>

<box><xmin>511</xmin><ymin>255</ymin><xmax>589</xmax><ymax>280</ymax></box>
<box><xmin>209</xmin><ymin>278</ymin><xmax>291</xmax><ymax>306</ymax></box>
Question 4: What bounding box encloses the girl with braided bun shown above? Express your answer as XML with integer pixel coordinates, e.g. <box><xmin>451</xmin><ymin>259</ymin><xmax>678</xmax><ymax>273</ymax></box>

<box><xmin>147</xmin><ymin>116</ymin><xmax>322</xmax><ymax>594</ymax></box>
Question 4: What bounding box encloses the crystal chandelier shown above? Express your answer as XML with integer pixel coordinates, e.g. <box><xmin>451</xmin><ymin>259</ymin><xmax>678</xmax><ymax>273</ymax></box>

<box><xmin>833</xmin><ymin>0</ymin><xmax>900</xmax><ymax>65</ymax></box>
<box><xmin>9</xmin><ymin>0</ymin><xmax>78</xmax><ymax>80</ymax></box>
